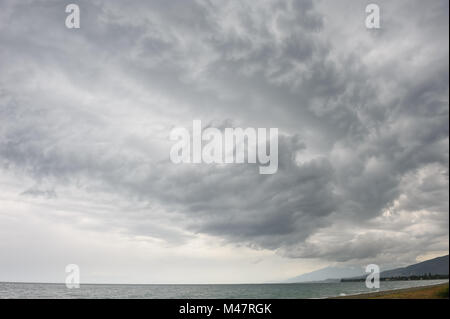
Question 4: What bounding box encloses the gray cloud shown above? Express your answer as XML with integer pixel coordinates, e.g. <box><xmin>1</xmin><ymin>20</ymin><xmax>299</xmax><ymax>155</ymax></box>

<box><xmin>0</xmin><ymin>0</ymin><xmax>448</xmax><ymax>279</ymax></box>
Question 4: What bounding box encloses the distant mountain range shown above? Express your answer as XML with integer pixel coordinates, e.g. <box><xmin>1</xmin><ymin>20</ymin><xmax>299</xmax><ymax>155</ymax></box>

<box><xmin>287</xmin><ymin>255</ymin><xmax>449</xmax><ymax>283</ymax></box>
<box><xmin>285</xmin><ymin>265</ymin><xmax>365</xmax><ymax>283</ymax></box>
<box><xmin>379</xmin><ymin>255</ymin><xmax>448</xmax><ymax>278</ymax></box>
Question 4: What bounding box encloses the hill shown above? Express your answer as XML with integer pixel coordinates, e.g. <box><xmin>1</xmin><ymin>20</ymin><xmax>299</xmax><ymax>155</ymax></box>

<box><xmin>287</xmin><ymin>255</ymin><xmax>449</xmax><ymax>283</ymax></box>
<box><xmin>380</xmin><ymin>255</ymin><xmax>448</xmax><ymax>278</ymax></box>
<box><xmin>286</xmin><ymin>265</ymin><xmax>365</xmax><ymax>283</ymax></box>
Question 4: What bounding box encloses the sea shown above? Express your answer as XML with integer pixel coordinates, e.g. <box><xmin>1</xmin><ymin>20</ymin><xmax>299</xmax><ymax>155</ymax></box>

<box><xmin>0</xmin><ymin>279</ymin><xmax>447</xmax><ymax>299</ymax></box>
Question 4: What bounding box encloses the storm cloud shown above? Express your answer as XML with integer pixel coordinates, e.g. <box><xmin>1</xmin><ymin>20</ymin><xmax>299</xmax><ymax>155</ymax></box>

<box><xmin>0</xmin><ymin>0</ymin><xmax>448</xmax><ymax>282</ymax></box>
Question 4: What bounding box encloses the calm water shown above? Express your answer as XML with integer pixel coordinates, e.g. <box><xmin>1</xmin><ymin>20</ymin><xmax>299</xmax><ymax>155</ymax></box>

<box><xmin>0</xmin><ymin>280</ymin><xmax>447</xmax><ymax>299</ymax></box>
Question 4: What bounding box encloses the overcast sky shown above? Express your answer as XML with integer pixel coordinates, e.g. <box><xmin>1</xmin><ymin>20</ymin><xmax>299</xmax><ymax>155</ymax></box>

<box><xmin>0</xmin><ymin>0</ymin><xmax>448</xmax><ymax>284</ymax></box>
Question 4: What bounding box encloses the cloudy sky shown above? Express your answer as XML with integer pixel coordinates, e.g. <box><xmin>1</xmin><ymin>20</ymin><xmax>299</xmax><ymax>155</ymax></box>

<box><xmin>0</xmin><ymin>0</ymin><xmax>448</xmax><ymax>284</ymax></box>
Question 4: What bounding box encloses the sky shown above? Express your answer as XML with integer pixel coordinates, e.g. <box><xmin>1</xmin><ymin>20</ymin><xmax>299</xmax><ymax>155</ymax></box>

<box><xmin>0</xmin><ymin>0</ymin><xmax>448</xmax><ymax>284</ymax></box>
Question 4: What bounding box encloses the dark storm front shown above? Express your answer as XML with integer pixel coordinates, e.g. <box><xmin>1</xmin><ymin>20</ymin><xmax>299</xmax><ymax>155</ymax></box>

<box><xmin>178</xmin><ymin>303</ymin><xmax>272</xmax><ymax>316</ymax></box>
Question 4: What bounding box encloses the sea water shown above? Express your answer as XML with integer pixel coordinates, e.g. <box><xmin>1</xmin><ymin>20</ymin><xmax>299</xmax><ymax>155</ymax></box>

<box><xmin>0</xmin><ymin>279</ymin><xmax>447</xmax><ymax>299</ymax></box>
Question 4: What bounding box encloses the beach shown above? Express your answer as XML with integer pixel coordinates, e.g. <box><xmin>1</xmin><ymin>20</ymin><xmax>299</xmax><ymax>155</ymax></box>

<box><xmin>332</xmin><ymin>282</ymin><xmax>449</xmax><ymax>299</ymax></box>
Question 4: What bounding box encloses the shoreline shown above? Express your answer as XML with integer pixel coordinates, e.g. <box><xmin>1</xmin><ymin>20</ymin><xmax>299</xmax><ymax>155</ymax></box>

<box><xmin>330</xmin><ymin>282</ymin><xmax>449</xmax><ymax>299</ymax></box>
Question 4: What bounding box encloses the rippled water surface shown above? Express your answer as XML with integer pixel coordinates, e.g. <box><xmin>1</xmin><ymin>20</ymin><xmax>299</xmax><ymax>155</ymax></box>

<box><xmin>0</xmin><ymin>279</ymin><xmax>447</xmax><ymax>299</ymax></box>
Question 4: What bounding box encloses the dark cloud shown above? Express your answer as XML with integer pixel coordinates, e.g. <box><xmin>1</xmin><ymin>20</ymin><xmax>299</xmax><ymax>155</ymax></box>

<box><xmin>0</xmin><ymin>0</ymin><xmax>448</xmax><ymax>274</ymax></box>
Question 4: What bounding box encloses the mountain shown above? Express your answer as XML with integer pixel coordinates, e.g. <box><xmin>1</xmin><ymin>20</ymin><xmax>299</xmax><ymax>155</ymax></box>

<box><xmin>287</xmin><ymin>255</ymin><xmax>449</xmax><ymax>283</ymax></box>
<box><xmin>380</xmin><ymin>255</ymin><xmax>448</xmax><ymax>278</ymax></box>
<box><xmin>285</xmin><ymin>265</ymin><xmax>365</xmax><ymax>283</ymax></box>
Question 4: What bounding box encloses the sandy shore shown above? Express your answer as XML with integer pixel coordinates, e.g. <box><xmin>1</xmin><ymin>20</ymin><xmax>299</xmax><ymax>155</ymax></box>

<box><xmin>331</xmin><ymin>282</ymin><xmax>449</xmax><ymax>299</ymax></box>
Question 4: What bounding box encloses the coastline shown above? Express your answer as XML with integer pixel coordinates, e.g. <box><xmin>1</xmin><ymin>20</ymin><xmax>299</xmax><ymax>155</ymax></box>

<box><xmin>330</xmin><ymin>282</ymin><xmax>449</xmax><ymax>299</ymax></box>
